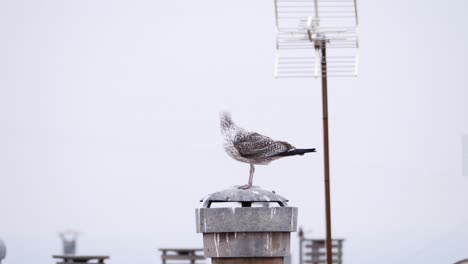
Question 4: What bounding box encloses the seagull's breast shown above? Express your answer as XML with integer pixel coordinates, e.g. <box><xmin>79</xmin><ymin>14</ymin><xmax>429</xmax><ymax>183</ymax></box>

<box><xmin>222</xmin><ymin>126</ymin><xmax>278</xmax><ymax>165</ymax></box>
<box><xmin>222</xmin><ymin>129</ymin><xmax>250</xmax><ymax>163</ymax></box>
<box><xmin>223</xmin><ymin>139</ymin><xmax>249</xmax><ymax>163</ymax></box>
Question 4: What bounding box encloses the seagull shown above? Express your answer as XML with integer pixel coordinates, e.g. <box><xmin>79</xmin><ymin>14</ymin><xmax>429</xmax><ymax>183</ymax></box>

<box><xmin>220</xmin><ymin>111</ymin><xmax>316</xmax><ymax>189</ymax></box>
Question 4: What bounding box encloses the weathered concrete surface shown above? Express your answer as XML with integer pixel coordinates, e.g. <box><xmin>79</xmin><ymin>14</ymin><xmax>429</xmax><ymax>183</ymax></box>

<box><xmin>196</xmin><ymin>207</ymin><xmax>298</xmax><ymax>233</ymax></box>
<box><xmin>196</xmin><ymin>187</ymin><xmax>297</xmax><ymax>264</ymax></box>
<box><xmin>201</xmin><ymin>186</ymin><xmax>289</xmax><ymax>208</ymax></box>
<box><xmin>203</xmin><ymin>232</ymin><xmax>290</xmax><ymax>258</ymax></box>
<box><xmin>212</xmin><ymin>257</ymin><xmax>284</xmax><ymax>264</ymax></box>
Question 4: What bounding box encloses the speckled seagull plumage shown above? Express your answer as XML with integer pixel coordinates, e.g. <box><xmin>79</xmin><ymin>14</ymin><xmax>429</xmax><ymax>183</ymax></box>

<box><xmin>220</xmin><ymin>111</ymin><xmax>316</xmax><ymax>189</ymax></box>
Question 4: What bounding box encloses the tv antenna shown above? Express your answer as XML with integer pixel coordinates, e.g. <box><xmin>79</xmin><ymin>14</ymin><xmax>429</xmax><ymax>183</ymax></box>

<box><xmin>273</xmin><ymin>0</ymin><xmax>359</xmax><ymax>263</ymax></box>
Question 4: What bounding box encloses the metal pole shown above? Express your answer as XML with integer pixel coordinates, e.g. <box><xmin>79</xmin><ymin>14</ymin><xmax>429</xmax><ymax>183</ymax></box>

<box><xmin>320</xmin><ymin>40</ymin><xmax>333</xmax><ymax>264</ymax></box>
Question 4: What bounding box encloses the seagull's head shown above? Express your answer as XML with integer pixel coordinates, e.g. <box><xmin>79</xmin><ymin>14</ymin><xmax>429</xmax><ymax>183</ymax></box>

<box><xmin>220</xmin><ymin>111</ymin><xmax>234</xmax><ymax>132</ymax></box>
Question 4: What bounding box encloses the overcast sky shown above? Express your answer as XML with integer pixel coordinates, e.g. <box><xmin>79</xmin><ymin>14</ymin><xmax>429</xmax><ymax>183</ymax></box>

<box><xmin>1</xmin><ymin>0</ymin><xmax>468</xmax><ymax>264</ymax></box>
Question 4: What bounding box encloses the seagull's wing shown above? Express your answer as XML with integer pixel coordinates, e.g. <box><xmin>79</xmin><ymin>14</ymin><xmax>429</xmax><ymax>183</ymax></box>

<box><xmin>233</xmin><ymin>132</ymin><xmax>294</xmax><ymax>160</ymax></box>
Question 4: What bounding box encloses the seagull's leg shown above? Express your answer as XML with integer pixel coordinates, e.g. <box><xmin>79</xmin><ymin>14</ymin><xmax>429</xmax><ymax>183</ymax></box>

<box><xmin>249</xmin><ymin>164</ymin><xmax>255</xmax><ymax>186</ymax></box>
<box><xmin>239</xmin><ymin>164</ymin><xmax>255</xmax><ymax>190</ymax></box>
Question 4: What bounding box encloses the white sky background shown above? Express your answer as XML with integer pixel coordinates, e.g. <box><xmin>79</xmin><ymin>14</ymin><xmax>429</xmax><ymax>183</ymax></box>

<box><xmin>1</xmin><ymin>0</ymin><xmax>468</xmax><ymax>263</ymax></box>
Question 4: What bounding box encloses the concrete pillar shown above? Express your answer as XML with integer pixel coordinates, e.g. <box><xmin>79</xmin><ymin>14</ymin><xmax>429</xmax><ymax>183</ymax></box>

<box><xmin>0</xmin><ymin>238</ymin><xmax>6</xmax><ymax>264</ymax></box>
<box><xmin>196</xmin><ymin>187</ymin><xmax>298</xmax><ymax>264</ymax></box>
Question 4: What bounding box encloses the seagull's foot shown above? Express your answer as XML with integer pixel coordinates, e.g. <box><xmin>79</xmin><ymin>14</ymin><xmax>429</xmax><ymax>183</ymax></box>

<box><xmin>238</xmin><ymin>184</ymin><xmax>252</xmax><ymax>190</ymax></box>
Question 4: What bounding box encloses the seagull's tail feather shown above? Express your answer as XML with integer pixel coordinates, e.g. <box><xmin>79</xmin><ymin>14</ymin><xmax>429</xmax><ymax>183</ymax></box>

<box><xmin>275</xmin><ymin>148</ymin><xmax>316</xmax><ymax>157</ymax></box>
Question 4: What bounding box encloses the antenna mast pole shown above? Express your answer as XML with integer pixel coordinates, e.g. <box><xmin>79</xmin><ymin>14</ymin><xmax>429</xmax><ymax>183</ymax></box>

<box><xmin>315</xmin><ymin>0</ymin><xmax>333</xmax><ymax>260</ymax></box>
<box><xmin>274</xmin><ymin>0</ymin><xmax>359</xmax><ymax>261</ymax></box>
<box><xmin>319</xmin><ymin>40</ymin><xmax>333</xmax><ymax>264</ymax></box>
